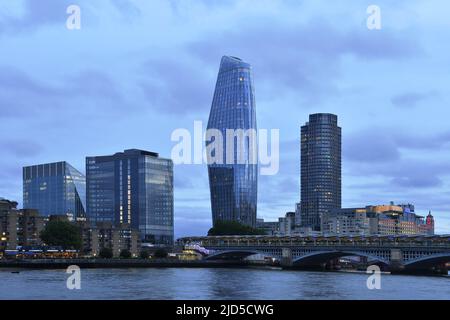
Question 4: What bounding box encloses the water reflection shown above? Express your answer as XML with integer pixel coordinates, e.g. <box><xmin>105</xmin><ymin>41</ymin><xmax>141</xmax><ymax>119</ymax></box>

<box><xmin>0</xmin><ymin>268</ymin><xmax>448</xmax><ymax>300</ymax></box>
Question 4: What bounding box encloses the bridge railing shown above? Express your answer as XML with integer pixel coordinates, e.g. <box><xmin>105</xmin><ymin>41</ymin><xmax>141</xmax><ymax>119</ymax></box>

<box><xmin>178</xmin><ymin>236</ymin><xmax>450</xmax><ymax>249</ymax></box>
<box><xmin>183</xmin><ymin>240</ymin><xmax>450</xmax><ymax>249</ymax></box>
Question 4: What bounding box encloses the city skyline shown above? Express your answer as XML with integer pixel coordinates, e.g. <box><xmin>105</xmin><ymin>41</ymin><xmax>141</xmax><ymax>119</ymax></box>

<box><xmin>1</xmin><ymin>1</ymin><xmax>450</xmax><ymax>237</ymax></box>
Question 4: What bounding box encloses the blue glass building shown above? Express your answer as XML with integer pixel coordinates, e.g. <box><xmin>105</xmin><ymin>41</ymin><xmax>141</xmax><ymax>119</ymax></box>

<box><xmin>206</xmin><ymin>56</ymin><xmax>258</xmax><ymax>228</ymax></box>
<box><xmin>23</xmin><ymin>161</ymin><xmax>86</xmax><ymax>218</ymax></box>
<box><xmin>86</xmin><ymin>149</ymin><xmax>174</xmax><ymax>245</ymax></box>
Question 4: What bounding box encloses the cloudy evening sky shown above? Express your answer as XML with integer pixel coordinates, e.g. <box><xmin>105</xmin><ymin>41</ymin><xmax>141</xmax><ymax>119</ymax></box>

<box><xmin>1</xmin><ymin>0</ymin><xmax>450</xmax><ymax>236</ymax></box>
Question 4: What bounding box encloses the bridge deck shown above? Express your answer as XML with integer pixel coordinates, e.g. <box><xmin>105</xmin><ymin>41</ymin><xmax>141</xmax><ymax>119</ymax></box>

<box><xmin>179</xmin><ymin>235</ymin><xmax>450</xmax><ymax>249</ymax></box>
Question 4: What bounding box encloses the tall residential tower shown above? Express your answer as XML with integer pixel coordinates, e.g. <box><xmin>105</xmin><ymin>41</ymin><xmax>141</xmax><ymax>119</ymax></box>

<box><xmin>300</xmin><ymin>113</ymin><xmax>341</xmax><ymax>231</ymax></box>
<box><xmin>206</xmin><ymin>56</ymin><xmax>258</xmax><ymax>228</ymax></box>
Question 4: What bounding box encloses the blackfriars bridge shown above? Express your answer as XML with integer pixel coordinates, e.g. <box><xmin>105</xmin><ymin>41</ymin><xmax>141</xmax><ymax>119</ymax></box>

<box><xmin>179</xmin><ymin>235</ymin><xmax>450</xmax><ymax>274</ymax></box>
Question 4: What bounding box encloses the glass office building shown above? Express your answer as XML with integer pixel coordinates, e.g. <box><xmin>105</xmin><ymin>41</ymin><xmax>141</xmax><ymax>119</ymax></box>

<box><xmin>206</xmin><ymin>56</ymin><xmax>258</xmax><ymax>228</ymax></box>
<box><xmin>23</xmin><ymin>161</ymin><xmax>86</xmax><ymax>218</ymax></box>
<box><xmin>300</xmin><ymin>113</ymin><xmax>341</xmax><ymax>231</ymax></box>
<box><xmin>86</xmin><ymin>149</ymin><xmax>174</xmax><ymax>245</ymax></box>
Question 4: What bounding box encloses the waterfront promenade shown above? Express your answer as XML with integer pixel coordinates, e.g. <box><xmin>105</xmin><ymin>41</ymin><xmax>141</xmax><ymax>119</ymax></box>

<box><xmin>0</xmin><ymin>258</ymin><xmax>250</xmax><ymax>269</ymax></box>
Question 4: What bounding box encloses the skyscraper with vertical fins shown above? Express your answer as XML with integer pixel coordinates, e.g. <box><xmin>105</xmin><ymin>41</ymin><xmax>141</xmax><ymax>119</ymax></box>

<box><xmin>206</xmin><ymin>56</ymin><xmax>258</xmax><ymax>228</ymax></box>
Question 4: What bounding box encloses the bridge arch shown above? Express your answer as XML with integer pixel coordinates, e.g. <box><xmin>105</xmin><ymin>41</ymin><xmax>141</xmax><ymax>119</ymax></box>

<box><xmin>403</xmin><ymin>253</ymin><xmax>450</xmax><ymax>270</ymax></box>
<box><xmin>292</xmin><ymin>250</ymin><xmax>390</xmax><ymax>267</ymax></box>
<box><xmin>205</xmin><ymin>250</ymin><xmax>275</xmax><ymax>261</ymax></box>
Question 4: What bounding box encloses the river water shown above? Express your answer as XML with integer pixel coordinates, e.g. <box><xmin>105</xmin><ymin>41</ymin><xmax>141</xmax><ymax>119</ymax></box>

<box><xmin>0</xmin><ymin>267</ymin><xmax>449</xmax><ymax>300</ymax></box>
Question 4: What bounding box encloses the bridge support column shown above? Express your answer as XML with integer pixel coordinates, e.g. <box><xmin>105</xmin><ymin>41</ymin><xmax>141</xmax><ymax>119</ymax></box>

<box><xmin>280</xmin><ymin>248</ymin><xmax>292</xmax><ymax>267</ymax></box>
<box><xmin>389</xmin><ymin>249</ymin><xmax>405</xmax><ymax>273</ymax></box>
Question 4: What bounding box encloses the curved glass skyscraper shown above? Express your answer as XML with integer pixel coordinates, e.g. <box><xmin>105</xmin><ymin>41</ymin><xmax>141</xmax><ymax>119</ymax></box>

<box><xmin>206</xmin><ymin>56</ymin><xmax>258</xmax><ymax>228</ymax></box>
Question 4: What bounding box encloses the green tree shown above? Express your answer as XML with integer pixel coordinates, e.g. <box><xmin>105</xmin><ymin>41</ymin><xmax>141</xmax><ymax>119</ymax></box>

<box><xmin>40</xmin><ymin>220</ymin><xmax>82</xmax><ymax>250</ymax></box>
<box><xmin>153</xmin><ymin>248</ymin><xmax>168</xmax><ymax>259</ymax></box>
<box><xmin>99</xmin><ymin>247</ymin><xmax>113</xmax><ymax>259</ymax></box>
<box><xmin>140</xmin><ymin>250</ymin><xmax>150</xmax><ymax>259</ymax></box>
<box><xmin>207</xmin><ymin>220</ymin><xmax>266</xmax><ymax>236</ymax></box>
<box><xmin>120</xmin><ymin>249</ymin><xmax>131</xmax><ymax>259</ymax></box>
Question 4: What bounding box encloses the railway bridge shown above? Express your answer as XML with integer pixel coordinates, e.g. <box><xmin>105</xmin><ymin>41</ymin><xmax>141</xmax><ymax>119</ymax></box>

<box><xmin>179</xmin><ymin>235</ymin><xmax>450</xmax><ymax>274</ymax></box>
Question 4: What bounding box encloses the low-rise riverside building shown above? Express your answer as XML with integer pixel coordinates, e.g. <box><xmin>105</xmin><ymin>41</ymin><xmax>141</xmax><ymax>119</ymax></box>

<box><xmin>321</xmin><ymin>207</ymin><xmax>370</xmax><ymax>236</ymax></box>
<box><xmin>321</xmin><ymin>203</ymin><xmax>435</xmax><ymax>236</ymax></box>
<box><xmin>1</xmin><ymin>198</ymin><xmax>140</xmax><ymax>258</ymax></box>
<box><xmin>77</xmin><ymin>221</ymin><xmax>140</xmax><ymax>257</ymax></box>
<box><xmin>0</xmin><ymin>198</ymin><xmax>18</xmax><ymax>251</ymax></box>
<box><xmin>277</xmin><ymin>212</ymin><xmax>296</xmax><ymax>236</ymax></box>
<box><xmin>1</xmin><ymin>198</ymin><xmax>45</xmax><ymax>252</ymax></box>
<box><xmin>256</xmin><ymin>218</ymin><xmax>279</xmax><ymax>236</ymax></box>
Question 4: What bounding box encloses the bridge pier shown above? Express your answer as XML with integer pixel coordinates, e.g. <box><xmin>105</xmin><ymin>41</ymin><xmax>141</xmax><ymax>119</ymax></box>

<box><xmin>280</xmin><ymin>248</ymin><xmax>293</xmax><ymax>267</ymax></box>
<box><xmin>388</xmin><ymin>248</ymin><xmax>405</xmax><ymax>273</ymax></box>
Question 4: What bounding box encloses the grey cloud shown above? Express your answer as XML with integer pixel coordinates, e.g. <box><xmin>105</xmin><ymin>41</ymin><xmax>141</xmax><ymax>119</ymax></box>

<box><xmin>175</xmin><ymin>218</ymin><xmax>211</xmax><ymax>238</ymax></box>
<box><xmin>343</xmin><ymin>30</ymin><xmax>421</xmax><ymax>60</ymax></box>
<box><xmin>110</xmin><ymin>0</ymin><xmax>141</xmax><ymax>18</ymax></box>
<box><xmin>188</xmin><ymin>18</ymin><xmax>421</xmax><ymax>104</ymax></box>
<box><xmin>0</xmin><ymin>163</ymin><xmax>23</xmax><ymax>205</ymax></box>
<box><xmin>0</xmin><ymin>140</ymin><xmax>43</xmax><ymax>157</ymax></box>
<box><xmin>136</xmin><ymin>16</ymin><xmax>423</xmax><ymax>116</ymax></box>
<box><xmin>139</xmin><ymin>59</ymin><xmax>215</xmax><ymax>115</ymax></box>
<box><xmin>0</xmin><ymin>0</ymin><xmax>72</xmax><ymax>34</ymax></box>
<box><xmin>280</xmin><ymin>139</ymin><xmax>299</xmax><ymax>155</ymax></box>
<box><xmin>0</xmin><ymin>66</ymin><xmax>58</xmax><ymax>95</ymax></box>
<box><xmin>174</xmin><ymin>207</ymin><xmax>212</xmax><ymax>238</ymax></box>
<box><xmin>0</xmin><ymin>66</ymin><xmax>126</xmax><ymax>119</ymax></box>
<box><xmin>344</xmin><ymin>127</ymin><xmax>450</xmax><ymax>192</ymax></box>
<box><xmin>259</xmin><ymin>174</ymin><xmax>298</xmax><ymax>208</ymax></box>
<box><xmin>67</xmin><ymin>70</ymin><xmax>124</xmax><ymax>102</ymax></box>
<box><xmin>0</xmin><ymin>164</ymin><xmax>22</xmax><ymax>180</ymax></box>
<box><xmin>275</xmin><ymin>176</ymin><xmax>298</xmax><ymax>194</ymax></box>
<box><xmin>174</xmin><ymin>164</ymin><xmax>209</xmax><ymax>189</ymax></box>
<box><xmin>348</xmin><ymin>159</ymin><xmax>450</xmax><ymax>191</ymax></box>
<box><xmin>394</xmin><ymin>131</ymin><xmax>450</xmax><ymax>150</ymax></box>
<box><xmin>344</xmin><ymin>128</ymin><xmax>400</xmax><ymax>163</ymax></box>
<box><xmin>391</xmin><ymin>91</ymin><xmax>437</xmax><ymax>108</ymax></box>
<box><xmin>344</xmin><ymin>127</ymin><xmax>450</xmax><ymax>164</ymax></box>
<box><xmin>392</xmin><ymin>175</ymin><xmax>443</xmax><ymax>189</ymax></box>
<box><xmin>174</xmin><ymin>176</ymin><xmax>195</xmax><ymax>189</ymax></box>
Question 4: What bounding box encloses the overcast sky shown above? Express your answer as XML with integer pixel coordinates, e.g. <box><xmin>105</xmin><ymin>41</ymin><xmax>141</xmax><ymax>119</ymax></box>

<box><xmin>1</xmin><ymin>0</ymin><xmax>449</xmax><ymax>236</ymax></box>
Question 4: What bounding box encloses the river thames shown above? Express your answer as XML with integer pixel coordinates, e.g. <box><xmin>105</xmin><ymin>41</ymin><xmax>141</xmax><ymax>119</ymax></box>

<box><xmin>0</xmin><ymin>267</ymin><xmax>449</xmax><ymax>300</ymax></box>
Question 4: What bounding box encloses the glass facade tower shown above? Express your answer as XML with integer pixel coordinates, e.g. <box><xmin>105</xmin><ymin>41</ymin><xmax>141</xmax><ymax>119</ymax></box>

<box><xmin>206</xmin><ymin>56</ymin><xmax>258</xmax><ymax>228</ymax></box>
<box><xmin>86</xmin><ymin>149</ymin><xmax>174</xmax><ymax>245</ymax></box>
<box><xmin>23</xmin><ymin>161</ymin><xmax>86</xmax><ymax>218</ymax></box>
<box><xmin>300</xmin><ymin>113</ymin><xmax>341</xmax><ymax>231</ymax></box>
